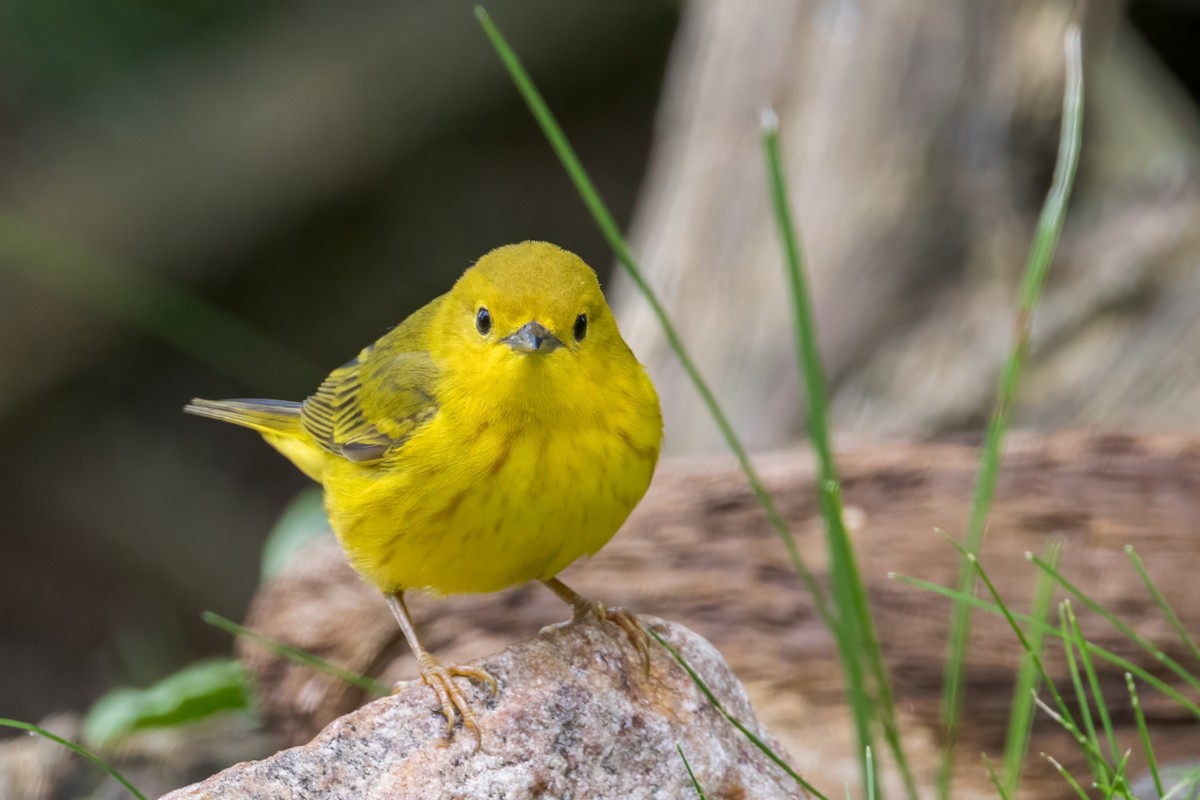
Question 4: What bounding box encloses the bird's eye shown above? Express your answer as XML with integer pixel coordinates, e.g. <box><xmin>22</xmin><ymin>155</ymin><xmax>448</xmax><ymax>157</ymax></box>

<box><xmin>573</xmin><ymin>313</ymin><xmax>588</xmax><ymax>342</ymax></box>
<box><xmin>476</xmin><ymin>307</ymin><xmax>492</xmax><ymax>336</ymax></box>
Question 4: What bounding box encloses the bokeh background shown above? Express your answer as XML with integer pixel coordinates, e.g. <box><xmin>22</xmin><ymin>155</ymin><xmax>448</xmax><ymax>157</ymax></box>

<box><xmin>0</xmin><ymin>0</ymin><xmax>677</xmax><ymax>724</ymax></box>
<box><xmin>2</xmin><ymin>0</ymin><xmax>1200</xmax><ymax>748</ymax></box>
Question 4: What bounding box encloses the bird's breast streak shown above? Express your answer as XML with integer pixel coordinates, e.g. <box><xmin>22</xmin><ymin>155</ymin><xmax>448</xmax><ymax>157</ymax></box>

<box><xmin>329</xmin><ymin>412</ymin><xmax>653</xmax><ymax>595</ymax></box>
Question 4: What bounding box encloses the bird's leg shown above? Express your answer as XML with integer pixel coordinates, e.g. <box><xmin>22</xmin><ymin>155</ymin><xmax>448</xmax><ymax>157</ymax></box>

<box><xmin>540</xmin><ymin>577</ymin><xmax>650</xmax><ymax>671</ymax></box>
<box><xmin>385</xmin><ymin>591</ymin><xmax>497</xmax><ymax>742</ymax></box>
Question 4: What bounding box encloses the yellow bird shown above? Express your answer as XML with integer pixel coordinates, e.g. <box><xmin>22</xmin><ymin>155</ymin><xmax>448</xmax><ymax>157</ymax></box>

<box><xmin>186</xmin><ymin>241</ymin><xmax>662</xmax><ymax>736</ymax></box>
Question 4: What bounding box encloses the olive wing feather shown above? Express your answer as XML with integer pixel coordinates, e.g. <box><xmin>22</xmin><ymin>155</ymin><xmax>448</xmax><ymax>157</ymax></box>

<box><xmin>301</xmin><ymin>297</ymin><xmax>444</xmax><ymax>463</ymax></box>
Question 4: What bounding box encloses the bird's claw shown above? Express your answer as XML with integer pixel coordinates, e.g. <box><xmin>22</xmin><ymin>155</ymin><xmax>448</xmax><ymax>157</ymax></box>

<box><xmin>572</xmin><ymin>601</ymin><xmax>651</xmax><ymax>674</ymax></box>
<box><xmin>397</xmin><ymin>655</ymin><xmax>497</xmax><ymax>746</ymax></box>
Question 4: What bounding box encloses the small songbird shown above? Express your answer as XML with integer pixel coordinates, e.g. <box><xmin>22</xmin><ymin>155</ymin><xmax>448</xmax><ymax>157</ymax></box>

<box><xmin>186</xmin><ymin>241</ymin><xmax>663</xmax><ymax>738</ymax></box>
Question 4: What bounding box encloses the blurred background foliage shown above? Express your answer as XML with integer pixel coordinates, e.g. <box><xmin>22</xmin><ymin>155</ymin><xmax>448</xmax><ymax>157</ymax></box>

<box><xmin>0</xmin><ymin>0</ymin><xmax>676</xmax><ymax>724</ymax></box>
<box><xmin>2</xmin><ymin>0</ymin><xmax>1200</xmax><ymax>748</ymax></box>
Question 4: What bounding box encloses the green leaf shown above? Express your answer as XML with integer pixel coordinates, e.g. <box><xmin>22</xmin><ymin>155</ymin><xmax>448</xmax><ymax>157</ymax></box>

<box><xmin>82</xmin><ymin>658</ymin><xmax>249</xmax><ymax>747</ymax></box>
<box><xmin>261</xmin><ymin>487</ymin><xmax>329</xmax><ymax>580</ymax></box>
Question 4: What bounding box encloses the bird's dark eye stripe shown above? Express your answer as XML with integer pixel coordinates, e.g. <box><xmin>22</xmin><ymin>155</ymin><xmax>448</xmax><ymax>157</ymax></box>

<box><xmin>573</xmin><ymin>313</ymin><xmax>588</xmax><ymax>342</ymax></box>
<box><xmin>476</xmin><ymin>307</ymin><xmax>492</xmax><ymax>336</ymax></box>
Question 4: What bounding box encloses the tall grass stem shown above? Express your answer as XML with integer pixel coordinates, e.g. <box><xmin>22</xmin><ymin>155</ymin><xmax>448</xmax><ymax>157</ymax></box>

<box><xmin>1065</xmin><ymin>600</ymin><xmax>1120</xmax><ymax>765</ymax></box>
<box><xmin>891</xmin><ymin>571</ymin><xmax>1200</xmax><ymax>717</ymax></box>
<box><xmin>678</xmin><ymin>745</ymin><xmax>708</xmax><ymax>799</ymax></box>
<box><xmin>1001</xmin><ymin>540</ymin><xmax>1060</xmax><ymax>795</ymax></box>
<box><xmin>1125</xmin><ymin>545</ymin><xmax>1200</xmax><ymax>663</ymax></box>
<box><xmin>1127</xmin><ymin>673</ymin><xmax>1163</xmax><ymax>799</ymax></box>
<box><xmin>762</xmin><ymin>111</ymin><xmax>914</xmax><ymax>797</ymax></box>
<box><xmin>202</xmin><ymin>611</ymin><xmax>390</xmax><ymax>696</ymax></box>
<box><xmin>473</xmin><ymin>5</ymin><xmax>834</xmax><ymax>634</ymax></box>
<box><xmin>936</xmin><ymin>26</ymin><xmax>1084</xmax><ymax>797</ymax></box>
<box><xmin>1028</xmin><ymin>554</ymin><xmax>1200</xmax><ymax>696</ymax></box>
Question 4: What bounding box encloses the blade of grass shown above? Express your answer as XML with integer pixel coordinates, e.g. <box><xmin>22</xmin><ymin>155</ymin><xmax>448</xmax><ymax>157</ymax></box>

<box><xmin>0</xmin><ymin>215</ymin><xmax>318</xmax><ymax>393</ymax></box>
<box><xmin>866</xmin><ymin>746</ymin><xmax>877</xmax><ymax>800</ymax></box>
<box><xmin>0</xmin><ymin>717</ymin><xmax>147</xmax><ymax>800</ymax></box>
<box><xmin>762</xmin><ymin>108</ymin><xmax>904</xmax><ymax>796</ymax></box>
<box><xmin>472</xmin><ymin>6</ymin><xmax>836</xmax><ymax>637</ymax></box>
<box><xmin>1125</xmin><ymin>545</ymin><xmax>1200</xmax><ymax>663</ymax></box>
<box><xmin>1031</xmin><ymin>692</ymin><xmax>1123</xmax><ymax>787</ymax></box>
<box><xmin>1059</xmin><ymin>602</ymin><xmax>1108</xmax><ymax>792</ymax></box>
<box><xmin>984</xmin><ymin>754</ymin><xmax>1012</xmax><ymax>800</ymax></box>
<box><xmin>1065</xmin><ymin>599</ymin><xmax>1120</xmax><ymax>765</ymax></box>
<box><xmin>1001</xmin><ymin>539</ymin><xmax>1060</xmax><ymax>796</ymax></box>
<box><xmin>937</xmin><ymin>25</ymin><xmax>1084</xmax><ymax>798</ymax></box>
<box><xmin>201</xmin><ymin>611</ymin><xmax>390</xmax><ymax>696</ymax></box>
<box><xmin>678</xmin><ymin>745</ymin><xmax>708</xmax><ymax>799</ymax></box>
<box><xmin>947</xmin><ymin>542</ymin><xmax>1082</xmax><ymax>738</ymax></box>
<box><xmin>936</xmin><ymin>530</ymin><xmax>1132</xmax><ymax>790</ymax></box>
<box><xmin>647</xmin><ymin>627</ymin><xmax>830</xmax><ymax>800</ymax></box>
<box><xmin>1043</xmin><ymin>752</ymin><xmax>1091</xmax><ymax>800</ymax></box>
<box><xmin>1126</xmin><ymin>673</ymin><xmax>1163</xmax><ymax>800</ymax></box>
<box><xmin>890</xmin><ymin>571</ymin><xmax>1200</xmax><ymax>718</ymax></box>
<box><xmin>1028</xmin><ymin>554</ymin><xmax>1200</xmax><ymax>696</ymax></box>
<box><xmin>1102</xmin><ymin>750</ymin><xmax>1132</xmax><ymax>800</ymax></box>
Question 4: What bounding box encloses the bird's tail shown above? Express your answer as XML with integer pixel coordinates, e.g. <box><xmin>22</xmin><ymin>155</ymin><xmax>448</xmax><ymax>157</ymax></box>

<box><xmin>184</xmin><ymin>397</ymin><xmax>305</xmax><ymax>437</ymax></box>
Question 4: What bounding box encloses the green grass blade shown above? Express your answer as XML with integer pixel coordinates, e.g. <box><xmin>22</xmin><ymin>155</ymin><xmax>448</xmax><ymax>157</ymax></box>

<box><xmin>1065</xmin><ymin>600</ymin><xmax>1119</xmax><ymax>766</ymax></box>
<box><xmin>647</xmin><ymin>627</ymin><xmax>830</xmax><ymax>800</ymax></box>
<box><xmin>1059</xmin><ymin>603</ymin><xmax>1107</xmax><ymax>791</ymax></box>
<box><xmin>1042</xmin><ymin>752</ymin><xmax>1091</xmax><ymax>800</ymax></box>
<box><xmin>0</xmin><ymin>717</ymin><xmax>147</xmax><ymax>800</ymax></box>
<box><xmin>866</xmin><ymin>746</ymin><xmax>877</xmax><ymax>800</ymax></box>
<box><xmin>937</xmin><ymin>26</ymin><xmax>1084</xmax><ymax>798</ymax></box>
<box><xmin>1030</xmin><ymin>692</ymin><xmax>1123</xmax><ymax>787</ymax></box>
<box><xmin>678</xmin><ymin>745</ymin><xmax>708</xmax><ymax>799</ymax></box>
<box><xmin>984</xmin><ymin>754</ymin><xmax>1012</xmax><ymax>800</ymax></box>
<box><xmin>1126</xmin><ymin>672</ymin><xmax>1163</xmax><ymax>800</ymax></box>
<box><xmin>1001</xmin><ymin>540</ymin><xmax>1060</xmax><ymax>796</ymax></box>
<box><xmin>472</xmin><ymin>5</ymin><xmax>836</xmax><ymax>633</ymax></box>
<box><xmin>1102</xmin><ymin>750</ymin><xmax>1132</xmax><ymax>800</ymax></box>
<box><xmin>953</xmin><ymin>546</ymin><xmax>1080</xmax><ymax>735</ymax></box>
<box><xmin>0</xmin><ymin>214</ymin><xmax>318</xmax><ymax>393</ymax></box>
<box><xmin>201</xmin><ymin>611</ymin><xmax>390</xmax><ymax>696</ymax></box>
<box><xmin>1125</xmin><ymin>545</ymin><xmax>1200</xmax><ymax>663</ymax></box>
<box><xmin>763</xmin><ymin>109</ymin><xmax>910</xmax><ymax>797</ymax></box>
<box><xmin>890</xmin><ymin>572</ymin><xmax>1200</xmax><ymax>717</ymax></box>
<box><xmin>1029</xmin><ymin>554</ymin><xmax>1200</xmax><ymax>696</ymax></box>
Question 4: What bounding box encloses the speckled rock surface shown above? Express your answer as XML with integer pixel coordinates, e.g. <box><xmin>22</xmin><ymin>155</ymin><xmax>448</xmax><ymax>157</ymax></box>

<box><xmin>159</xmin><ymin>617</ymin><xmax>810</xmax><ymax>799</ymax></box>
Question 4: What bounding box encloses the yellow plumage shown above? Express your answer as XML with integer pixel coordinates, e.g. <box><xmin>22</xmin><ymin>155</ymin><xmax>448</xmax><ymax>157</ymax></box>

<box><xmin>186</xmin><ymin>241</ymin><xmax>662</xmax><ymax>737</ymax></box>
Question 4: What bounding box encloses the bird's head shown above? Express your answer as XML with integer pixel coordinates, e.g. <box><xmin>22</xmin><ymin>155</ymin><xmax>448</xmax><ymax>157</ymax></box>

<box><xmin>434</xmin><ymin>242</ymin><xmax>630</xmax><ymax>387</ymax></box>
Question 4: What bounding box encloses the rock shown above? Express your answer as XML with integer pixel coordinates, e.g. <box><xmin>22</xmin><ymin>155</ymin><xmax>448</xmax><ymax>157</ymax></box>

<box><xmin>161</xmin><ymin>617</ymin><xmax>811</xmax><ymax>800</ymax></box>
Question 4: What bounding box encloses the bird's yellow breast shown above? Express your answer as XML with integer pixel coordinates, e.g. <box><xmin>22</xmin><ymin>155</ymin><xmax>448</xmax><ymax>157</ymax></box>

<box><xmin>321</xmin><ymin>357</ymin><xmax>660</xmax><ymax>595</ymax></box>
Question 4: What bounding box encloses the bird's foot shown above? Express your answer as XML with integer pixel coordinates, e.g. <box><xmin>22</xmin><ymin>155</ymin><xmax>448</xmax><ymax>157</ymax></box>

<box><xmin>570</xmin><ymin>599</ymin><xmax>651</xmax><ymax>673</ymax></box>
<box><xmin>396</xmin><ymin>654</ymin><xmax>498</xmax><ymax>745</ymax></box>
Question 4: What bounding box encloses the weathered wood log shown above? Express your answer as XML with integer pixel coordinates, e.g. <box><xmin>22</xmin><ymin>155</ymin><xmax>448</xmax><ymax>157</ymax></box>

<box><xmin>241</xmin><ymin>432</ymin><xmax>1200</xmax><ymax>798</ymax></box>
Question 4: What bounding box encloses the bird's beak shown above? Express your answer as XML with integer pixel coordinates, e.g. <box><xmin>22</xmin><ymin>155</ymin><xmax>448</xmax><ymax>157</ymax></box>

<box><xmin>502</xmin><ymin>321</ymin><xmax>563</xmax><ymax>354</ymax></box>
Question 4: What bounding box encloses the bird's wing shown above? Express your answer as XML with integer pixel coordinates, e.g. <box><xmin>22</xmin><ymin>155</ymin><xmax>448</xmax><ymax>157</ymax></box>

<box><xmin>301</xmin><ymin>298</ymin><xmax>443</xmax><ymax>463</ymax></box>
